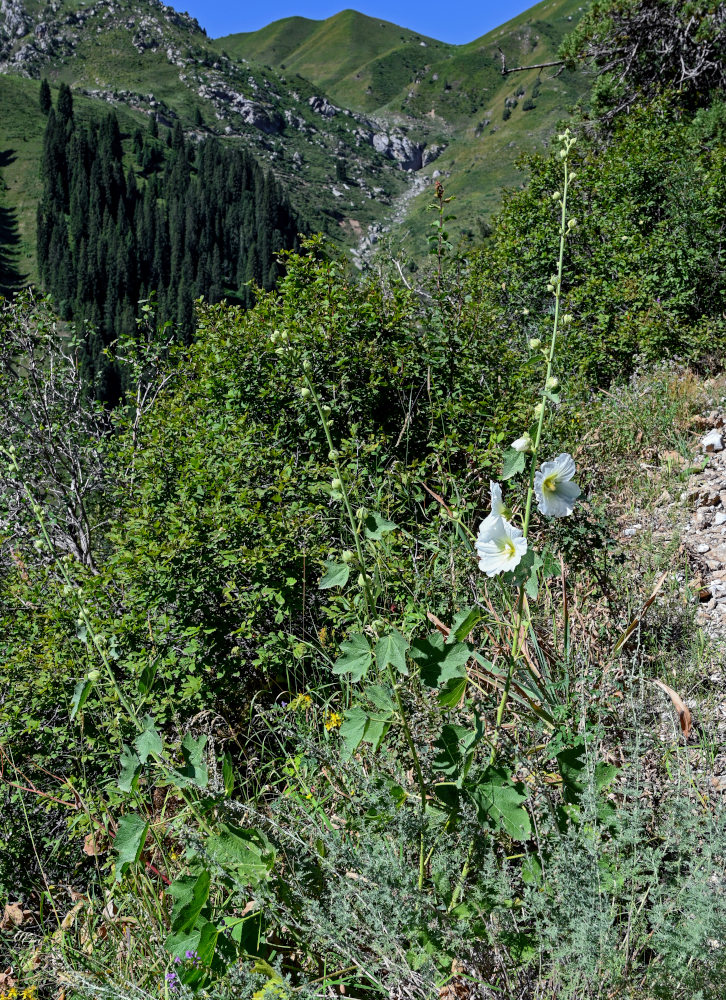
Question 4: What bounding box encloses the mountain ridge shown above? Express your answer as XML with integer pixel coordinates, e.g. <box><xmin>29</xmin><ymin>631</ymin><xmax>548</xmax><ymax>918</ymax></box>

<box><xmin>0</xmin><ymin>0</ymin><xmax>589</xmax><ymax>282</ymax></box>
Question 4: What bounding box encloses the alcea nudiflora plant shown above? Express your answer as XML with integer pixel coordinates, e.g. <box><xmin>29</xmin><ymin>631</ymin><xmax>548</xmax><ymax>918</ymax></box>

<box><xmin>267</xmin><ymin>130</ymin><xmax>585</xmax><ymax>904</ymax></box>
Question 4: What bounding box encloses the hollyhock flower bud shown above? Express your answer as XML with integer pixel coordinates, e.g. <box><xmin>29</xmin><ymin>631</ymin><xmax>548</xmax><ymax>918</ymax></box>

<box><xmin>529</xmin><ymin>338</ymin><xmax>542</xmax><ymax>350</ymax></box>
<box><xmin>546</xmin><ymin>376</ymin><xmax>559</xmax><ymax>390</ymax></box>
<box><xmin>534</xmin><ymin>402</ymin><xmax>544</xmax><ymax>418</ymax></box>
<box><xmin>511</xmin><ymin>432</ymin><xmax>533</xmax><ymax>453</ymax></box>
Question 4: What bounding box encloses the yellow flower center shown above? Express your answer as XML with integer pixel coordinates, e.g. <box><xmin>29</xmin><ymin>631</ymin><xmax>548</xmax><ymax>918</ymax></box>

<box><xmin>542</xmin><ymin>473</ymin><xmax>558</xmax><ymax>494</ymax></box>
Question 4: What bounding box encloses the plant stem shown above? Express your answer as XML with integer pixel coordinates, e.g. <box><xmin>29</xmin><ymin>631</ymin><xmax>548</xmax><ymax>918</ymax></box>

<box><xmin>389</xmin><ymin>667</ymin><xmax>427</xmax><ymax>889</ymax></box>
<box><xmin>302</xmin><ymin>370</ymin><xmax>376</xmax><ymax>617</ymax></box>
<box><xmin>488</xmin><ymin>144</ymin><xmax>573</xmax><ymax>764</ymax></box>
<box><xmin>301</xmin><ymin>366</ymin><xmax>428</xmax><ymax>886</ymax></box>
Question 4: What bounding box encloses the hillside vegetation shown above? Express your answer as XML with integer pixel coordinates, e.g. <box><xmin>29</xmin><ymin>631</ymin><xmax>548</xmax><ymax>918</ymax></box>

<box><xmin>0</xmin><ymin>0</ymin><xmax>589</xmax><ymax>287</ymax></box>
<box><xmin>1</xmin><ymin>1</ymin><xmax>726</xmax><ymax>999</ymax></box>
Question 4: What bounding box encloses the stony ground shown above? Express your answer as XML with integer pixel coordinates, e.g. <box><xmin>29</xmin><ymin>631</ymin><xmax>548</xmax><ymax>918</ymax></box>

<box><xmin>684</xmin><ymin>408</ymin><xmax>726</xmax><ymax>643</ymax></box>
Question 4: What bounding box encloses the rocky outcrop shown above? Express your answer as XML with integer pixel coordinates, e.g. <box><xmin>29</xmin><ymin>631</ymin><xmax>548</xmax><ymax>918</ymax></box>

<box><xmin>308</xmin><ymin>95</ymin><xmax>339</xmax><ymax>117</ymax></box>
<box><xmin>198</xmin><ymin>83</ymin><xmax>283</xmax><ymax>134</ymax></box>
<box><xmin>372</xmin><ymin>131</ymin><xmax>424</xmax><ymax>170</ymax></box>
<box><xmin>0</xmin><ymin>0</ymin><xmax>29</xmax><ymax>39</ymax></box>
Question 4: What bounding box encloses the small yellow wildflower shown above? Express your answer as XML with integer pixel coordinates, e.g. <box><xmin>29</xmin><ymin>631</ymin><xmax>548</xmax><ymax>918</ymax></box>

<box><xmin>318</xmin><ymin>626</ymin><xmax>328</xmax><ymax>647</ymax></box>
<box><xmin>324</xmin><ymin>711</ymin><xmax>343</xmax><ymax>731</ymax></box>
<box><xmin>288</xmin><ymin>693</ymin><xmax>312</xmax><ymax>712</ymax></box>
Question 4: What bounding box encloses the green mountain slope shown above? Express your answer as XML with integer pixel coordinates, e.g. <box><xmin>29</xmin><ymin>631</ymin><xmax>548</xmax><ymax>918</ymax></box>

<box><xmin>0</xmin><ymin>0</ymin><xmax>427</xmax><ymax>280</ymax></box>
<box><xmin>217</xmin><ymin>9</ymin><xmax>454</xmax><ymax>114</ymax></box>
<box><xmin>0</xmin><ymin>0</ymin><xmax>591</xmax><ymax>282</ymax></box>
<box><xmin>217</xmin><ymin>0</ymin><xmax>589</xmax><ymax>249</ymax></box>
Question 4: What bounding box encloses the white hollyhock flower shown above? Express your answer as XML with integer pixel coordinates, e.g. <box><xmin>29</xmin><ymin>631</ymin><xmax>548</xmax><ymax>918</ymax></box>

<box><xmin>477</xmin><ymin>481</ymin><xmax>507</xmax><ymax>537</ymax></box>
<box><xmin>475</xmin><ymin>516</ymin><xmax>527</xmax><ymax>577</ymax></box>
<box><xmin>534</xmin><ymin>453</ymin><xmax>581</xmax><ymax>517</ymax></box>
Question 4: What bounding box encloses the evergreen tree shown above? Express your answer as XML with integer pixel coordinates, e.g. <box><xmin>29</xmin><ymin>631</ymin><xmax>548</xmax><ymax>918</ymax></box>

<box><xmin>56</xmin><ymin>83</ymin><xmax>73</xmax><ymax>125</ymax></box>
<box><xmin>37</xmin><ymin>106</ymin><xmax>303</xmax><ymax>401</ymax></box>
<box><xmin>39</xmin><ymin>79</ymin><xmax>51</xmax><ymax>115</ymax></box>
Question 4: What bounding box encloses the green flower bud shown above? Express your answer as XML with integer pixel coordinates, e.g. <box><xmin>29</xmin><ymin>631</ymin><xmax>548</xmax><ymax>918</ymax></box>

<box><xmin>547</xmin><ymin>284</ymin><xmax>554</xmax><ymax>293</ymax></box>
<box><xmin>341</xmin><ymin>550</ymin><xmax>354</xmax><ymax>563</ymax></box>
<box><xmin>546</xmin><ymin>376</ymin><xmax>559</xmax><ymax>390</ymax></box>
<box><xmin>551</xmin><ymin>191</ymin><xmax>561</xmax><ymax>201</ymax></box>
<box><xmin>522</xmin><ymin>307</ymin><xmax>530</xmax><ymax>316</ymax></box>
<box><xmin>331</xmin><ymin>478</ymin><xmax>342</xmax><ymax>490</ymax></box>
<box><xmin>568</xmin><ymin>171</ymin><xmax>577</xmax><ymax>181</ymax></box>
<box><xmin>534</xmin><ymin>402</ymin><xmax>545</xmax><ymax>418</ymax></box>
<box><xmin>529</xmin><ymin>337</ymin><xmax>542</xmax><ymax>350</ymax></box>
<box><xmin>356</xmin><ymin>507</ymin><xmax>367</xmax><ymax>520</ymax></box>
<box><xmin>328</xmin><ymin>449</ymin><xmax>338</xmax><ymax>460</ymax></box>
<box><xmin>300</xmin><ymin>387</ymin><xmax>311</xmax><ymax>398</ymax></box>
<box><xmin>322</xmin><ymin>404</ymin><xmax>332</xmax><ymax>415</ymax></box>
<box><xmin>357</xmin><ymin>573</ymin><xmax>367</xmax><ymax>588</ymax></box>
<box><xmin>87</xmin><ymin>670</ymin><xmax>101</xmax><ymax>682</ymax></box>
<box><xmin>302</xmin><ymin>359</ymin><xmax>312</xmax><ymax>371</ymax></box>
<box><xmin>568</xmin><ymin>218</ymin><xmax>578</xmax><ymax>229</ymax></box>
<box><xmin>562</xmin><ymin>313</ymin><xmax>574</xmax><ymax>326</ymax></box>
<box><xmin>280</xmin><ymin>331</ymin><xmax>289</xmax><ymax>342</ymax></box>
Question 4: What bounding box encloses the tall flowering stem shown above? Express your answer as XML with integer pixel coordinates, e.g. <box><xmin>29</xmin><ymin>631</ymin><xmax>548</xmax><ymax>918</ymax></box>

<box><xmin>296</xmin><ymin>352</ymin><xmax>429</xmax><ymax>889</ymax></box>
<box><xmin>299</xmin><ymin>364</ymin><xmax>376</xmax><ymax>617</ymax></box>
<box><xmin>522</xmin><ymin>132</ymin><xmax>576</xmax><ymax>537</ymax></box>
<box><xmin>488</xmin><ymin>129</ymin><xmax>577</xmax><ymax>764</ymax></box>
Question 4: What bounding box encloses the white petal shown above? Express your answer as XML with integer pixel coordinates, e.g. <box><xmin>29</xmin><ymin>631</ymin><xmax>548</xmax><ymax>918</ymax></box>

<box><xmin>549</xmin><ymin>452</ymin><xmax>576</xmax><ymax>480</ymax></box>
<box><xmin>490</xmin><ymin>481</ymin><xmax>505</xmax><ymax>516</ymax></box>
<box><xmin>536</xmin><ymin>478</ymin><xmax>580</xmax><ymax>517</ymax></box>
<box><xmin>476</xmin><ymin>513</ymin><xmax>499</xmax><ymax>541</ymax></box>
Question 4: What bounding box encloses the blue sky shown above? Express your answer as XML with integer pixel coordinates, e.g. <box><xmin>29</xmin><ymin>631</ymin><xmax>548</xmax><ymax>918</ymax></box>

<box><xmin>179</xmin><ymin>0</ymin><xmax>537</xmax><ymax>45</ymax></box>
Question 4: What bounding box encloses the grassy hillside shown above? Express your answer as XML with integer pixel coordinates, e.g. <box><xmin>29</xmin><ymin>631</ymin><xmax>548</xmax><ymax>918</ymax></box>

<box><xmin>0</xmin><ymin>0</ymin><xmax>590</xmax><ymax>281</ymax></box>
<box><xmin>0</xmin><ymin>75</ymin><xmax>46</xmax><ymax>289</ymax></box>
<box><xmin>216</xmin><ymin>9</ymin><xmax>454</xmax><ymax>114</ymax></box>
<box><xmin>217</xmin><ymin>0</ymin><xmax>588</xmax><ymax>251</ymax></box>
